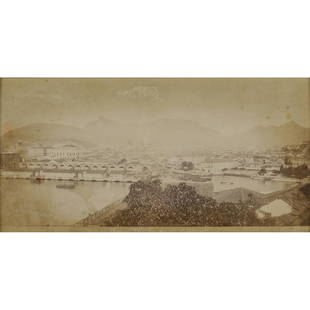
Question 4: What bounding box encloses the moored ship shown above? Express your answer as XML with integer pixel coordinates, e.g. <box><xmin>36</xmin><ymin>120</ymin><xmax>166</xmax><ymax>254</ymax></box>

<box><xmin>56</xmin><ymin>183</ymin><xmax>76</xmax><ymax>189</ymax></box>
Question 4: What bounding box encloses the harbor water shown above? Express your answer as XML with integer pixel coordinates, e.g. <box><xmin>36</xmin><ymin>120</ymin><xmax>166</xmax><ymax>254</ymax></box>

<box><xmin>0</xmin><ymin>176</ymin><xmax>297</xmax><ymax>226</ymax></box>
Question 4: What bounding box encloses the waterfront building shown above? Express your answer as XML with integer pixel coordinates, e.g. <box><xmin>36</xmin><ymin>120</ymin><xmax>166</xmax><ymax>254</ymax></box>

<box><xmin>0</xmin><ymin>152</ymin><xmax>22</xmax><ymax>170</ymax></box>
<box><xmin>28</xmin><ymin>144</ymin><xmax>85</xmax><ymax>161</ymax></box>
<box><xmin>28</xmin><ymin>146</ymin><xmax>47</xmax><ymax>159</ymax></box>
<box><xmin>47</xmin><ymin>144</ymin><xmax>85</xmax><ymax>160</ymax></box>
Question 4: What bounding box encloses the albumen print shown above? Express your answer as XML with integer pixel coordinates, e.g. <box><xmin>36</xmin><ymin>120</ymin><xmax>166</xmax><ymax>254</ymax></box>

<box><xmin>0</xmin><ymin>78</ymin><xmax>309</xmax><ymax>231</ymax></box>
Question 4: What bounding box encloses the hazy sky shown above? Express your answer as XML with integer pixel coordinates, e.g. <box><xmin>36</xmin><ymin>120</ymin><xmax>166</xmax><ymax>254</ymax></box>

<box><xmin>1</xmin><ymin>78</ymin><xmax>309</xmax><ymax>135</ymax></box>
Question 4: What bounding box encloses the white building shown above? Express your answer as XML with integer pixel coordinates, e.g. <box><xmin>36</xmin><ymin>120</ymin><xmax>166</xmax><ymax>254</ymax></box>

<box><xmin>48</xmin><ymin>145</ymin><xmax>84</xmax><ymax>160</ymax></box>
<box><xmin>28</xmin><ymin>146</ymin><xmax>47</xmax><ymax>158</ymax></box>
<box><xmin>28</xmin><ymin>144</ymin><xmax>85</xmax><ymax>161</ymax></box>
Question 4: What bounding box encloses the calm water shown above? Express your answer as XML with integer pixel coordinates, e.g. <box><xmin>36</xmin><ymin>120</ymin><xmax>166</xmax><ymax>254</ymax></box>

<box><xmin>1</xmin><ymin>176</ymin><xmax>296</xmax><ymax>226</ymax></box>
<box><xmin>212</xmin><ymin>175</ymin><xmax>295</xmax><ymax>193</ymax></box>
<box><xmin>1</xmin><ymin>179</ymin><xmax>130</xmax><ymax>226</ymax></box>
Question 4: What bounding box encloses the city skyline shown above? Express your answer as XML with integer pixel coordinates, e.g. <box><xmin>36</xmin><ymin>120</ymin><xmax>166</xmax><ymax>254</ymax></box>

<box><xmin>1</xmin><ymin>78</ymin><xmax>309</xmax><ymax>231</ymax></box>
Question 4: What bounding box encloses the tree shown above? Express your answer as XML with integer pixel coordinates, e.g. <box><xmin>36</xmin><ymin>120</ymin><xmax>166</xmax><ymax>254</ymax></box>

<box><xmin>117</xmin><ymin>158</ymin><xmax>127</xmax><ymax>165</ymax></box>
<box><xmin>284</xmin><ymin>156</ymin><xmax>292</xmax><ymax>166</ymax></box>
<box><xmin>180</xmin><ymin>161</ymin><xmax>194</xmax><ymax>171</ymax></box>
<box><xmin>104</xmin><ymin>180</ymin><xmax>260</xmax><ymax>227</ymax></box>
<box><xmin>280</xmin><ymin>164</ymin><xmax>310</xmax><ymax>179</ymax></box>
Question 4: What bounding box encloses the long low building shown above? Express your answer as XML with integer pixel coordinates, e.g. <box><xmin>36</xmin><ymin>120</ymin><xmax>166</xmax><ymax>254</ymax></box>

<box><xmin>18</xmin><ymin>161</ymin><xmax>151</xmax><ymax>177</ymax></box>
<box><xmin>27</xmin><ymin>144</ymin><xmax>86</xmax><ymax>161</ymax></box>
<box><xmin>0</xmin><ymin>152</ymin><xmax>22</xmax><ymax>170</ymax></box>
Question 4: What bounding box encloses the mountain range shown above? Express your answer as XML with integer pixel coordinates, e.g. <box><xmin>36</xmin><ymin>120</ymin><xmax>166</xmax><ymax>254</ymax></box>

<box><xmin>1</xmin><ymin>119</ymin><xmax>309</xmax><ymax>151</ymax></box>
<box><xmin>231</xmin><ymin>121</ymin><xmax>310</xmax><ymax>147</ymax></box>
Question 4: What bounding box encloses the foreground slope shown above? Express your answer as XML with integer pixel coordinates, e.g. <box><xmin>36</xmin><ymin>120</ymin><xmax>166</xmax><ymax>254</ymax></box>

<box><xmin>77</xmin><ymin>181</ymin><xmax>310</xmax><ymax>227</ymax></box>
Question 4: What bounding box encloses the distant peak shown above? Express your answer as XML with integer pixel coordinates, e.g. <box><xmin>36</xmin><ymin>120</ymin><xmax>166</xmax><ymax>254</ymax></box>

<box><xmin>85</xmin><ymin>116</ymin><xmax>117</xmax><ymax>128</ymax></box>
<box><xmin>280</xmin><ymin>120</ymin><xmax>301</xmax><ymax>128</ymax></box>
<box><xmin>98</xmin><ymin>116</ymin><xmax>111</xmax><ymax>122</ymax></box>
<box><xmin>284</xmin><ymin>120</ymin><xmax>297</xmax><ymax>125</ymax></box>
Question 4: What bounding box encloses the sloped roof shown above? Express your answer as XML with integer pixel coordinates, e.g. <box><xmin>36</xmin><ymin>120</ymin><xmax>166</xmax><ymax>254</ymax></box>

<box><xmin>214</xmin><ymin>187</ymin><xmax>263</xmax><ymax>203</ymax></box>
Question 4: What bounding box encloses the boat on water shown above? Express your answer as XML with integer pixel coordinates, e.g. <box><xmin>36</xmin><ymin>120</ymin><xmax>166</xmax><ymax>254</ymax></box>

<box><xmin>30</xmin><ymin>174</ymin><xmax>45</xmax><ymax>183</ymax></box>
<box><xmin>56</xmin><ymin>183</ymin><xmax>76</xmax><ymax>189</ymax></box>
<box><xmin>31</xmin><ymin>178</ymin><xmax>44</xmax><ymax>184</ymax></box>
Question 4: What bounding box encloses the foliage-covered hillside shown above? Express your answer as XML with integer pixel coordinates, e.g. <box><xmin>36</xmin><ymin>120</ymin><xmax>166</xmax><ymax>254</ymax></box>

<box><xmin>78</xmin><ymin>180</ymin><xmax>310</xmax><ymax>227</ymax></box>
<box><xmin>80</xmin><ymin>180</ymin><xmax>262</xmax><ymax>227</ymax></box>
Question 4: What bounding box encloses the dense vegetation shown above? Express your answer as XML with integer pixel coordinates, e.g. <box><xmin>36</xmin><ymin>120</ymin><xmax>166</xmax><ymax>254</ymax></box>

<box><xmin>102</xmin><ymin>179</ymin><xmax>262</xmax><ymax>226</ymax></box>
<box><xmin>280</xmin><ymin>164</ymin><xmax>310</xmax><ymax>179</ymax></box>
<box><xmin>180</xmin><ymin>161</ymin><xmax>194</xmax><ymax>171</ymax></box>
<box><xmin>300</xmin><ymin>183</ymin><xmax>310</xmax><ymax>199</ymax></box>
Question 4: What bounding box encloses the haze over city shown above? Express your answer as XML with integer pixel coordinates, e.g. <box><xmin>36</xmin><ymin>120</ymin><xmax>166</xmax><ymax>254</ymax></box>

<box><xmin>1</xmin><ymin>78</ymin><xmax>309</xmax><ymax>135</ymax></box>
<box><xmin>1</xmin><ymin>78</ymin><xmax>310</xmax><ymax>230</ymax></box>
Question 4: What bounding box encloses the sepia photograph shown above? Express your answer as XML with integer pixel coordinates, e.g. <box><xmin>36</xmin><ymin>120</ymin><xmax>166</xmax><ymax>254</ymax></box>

<box><xmin>0</xmin><ymin>78</ymin><xmax>309</xmax><ymax>231</ymax></box>
<box><xmin>2</xmin><ymin>2</ymin><xmax>309</xmax><ymax>310</ymax></box>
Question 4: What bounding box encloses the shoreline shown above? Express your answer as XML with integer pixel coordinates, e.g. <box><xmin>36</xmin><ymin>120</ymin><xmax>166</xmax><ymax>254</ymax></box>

<box><xmin>0</xmin><ymin>169</ymin><xmax>301</xmax><ymax>184</ymax></box>
<box><xmin>0</xmin><ymin>169</ymin><xmax>136</xmax><ymax>183</ymax></box>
